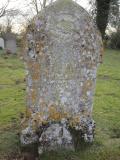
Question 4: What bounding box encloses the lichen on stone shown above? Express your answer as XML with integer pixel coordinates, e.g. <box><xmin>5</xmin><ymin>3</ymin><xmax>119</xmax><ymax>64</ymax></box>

<box><xmin>21</xmin><ymin>0</ymin><xmax>103</xmax><ymax>154</ymax></box>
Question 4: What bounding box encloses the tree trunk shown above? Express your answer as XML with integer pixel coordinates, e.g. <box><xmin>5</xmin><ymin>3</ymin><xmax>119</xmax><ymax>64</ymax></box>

<box><xmin>96</xmin><ymin>0</ymin><xmax>111</xmax><ymax>39</ymax></box>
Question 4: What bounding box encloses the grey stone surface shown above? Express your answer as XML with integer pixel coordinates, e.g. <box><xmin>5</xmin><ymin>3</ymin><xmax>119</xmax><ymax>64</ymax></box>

<box><xmin>21</xmin><ymin>0</ymin><xmax>103</xmax><ymax>154</ymax></box>
<box><xmin>4</xmin><ymin>32</ymin><xmax>17</xmax><ymax>54</ymax></box>
<box><xmin>38</xmin><ymin>123</ymin><xmax>74</xmax><ymax>154</ymax></box>
<box><xmin>0</xmin><ymin>37</ymin><xmax>4</xmax><ymax>49</ymax></box>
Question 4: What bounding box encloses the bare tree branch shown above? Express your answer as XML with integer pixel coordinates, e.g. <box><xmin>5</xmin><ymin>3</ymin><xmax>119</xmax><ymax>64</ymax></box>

<box><xmin>32</xmin><ymin>0</ymin><xmax>39</xmax><ymax>14</ymax></box>
<box><xmin>0</xmin><ymin>0</ymin><xmax>10</xmax><ymax>18</ymax></box>
<box><xmin>43</xmin><ymin>0</ymin><xmax>47</xmax><ymax>8</ymax></box>
<box><xmin>28</xmin><ymin>0</ymin><xmax>53</xmax><ymax>15</ymax></box>
<box><xmin>38</xmin><ymin>0</ymin><xmax>43</xmax><ymax>9</ymax></box>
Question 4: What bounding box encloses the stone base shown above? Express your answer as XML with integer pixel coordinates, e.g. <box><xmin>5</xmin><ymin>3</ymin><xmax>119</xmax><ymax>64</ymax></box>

<box><xmin>20</xmin><ymin>126</ymin><xmax>39</xmax><ymax>145</ymax></box>
<box><xmin>38</xmin><ymin>123</ymin><xmax>74</xmax><ymax>154</ymax></box>
<box><xmin>20</xmin><ymin>118</ymin><xmax>95</xmax><ymax>155</ymax></box>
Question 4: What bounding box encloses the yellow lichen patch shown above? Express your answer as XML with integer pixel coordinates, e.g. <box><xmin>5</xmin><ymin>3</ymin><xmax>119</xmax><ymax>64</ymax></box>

<box><xmin>49</xmin><ymin>112</ymin><xmax>61</xmax><ymax>121</ymax></box>
<box><xmin>69</xmin><ymin>115</ymin><xmax>81</xmax><ymax>127</ymax></box>
<box><xmin>61</xmin><ymin>111</ymin><xmax>70</xmax><ymax>119</ymax></box>
<box><xmin>32</xmin><ymin>62</ymin><xmax>40</xmax><ymax>70</ymax></box>
<box><xmin>31</xmin><ymin>89</ymin><xmax>37</xmax><ymax>102</ymax></box>
<box><xmin>27</xmin><ymin>60</ymin><xmax>34</xmax><ymax>68</ymax></box>
<box><xmin>49</xmin><ymin>104</ymin><xmax>57</xmax><ymax>111</ymax></box>
<box><xmin>31</xmin><ymin>112</ymin><xmax>49</xmax><ymax>131</ymax></box>
<box><xmin>32</xmin><ymin>64</ymin><xmax>40</xmax><ymax>80</ymax></box>
<box><xmin>35</xmin><ymin>41</ymin><xmax>44</xmax><ymax>54</ymax></box>
<box><xmin>32</xmin><ymin>72</ymin><xmax>40</xmax><ymax>80</ymax></box>
<box><xmin>49</xmin><ymin>105</ymin><xmax>61</xmax><ymax>121</ymax></box>
<box><xmin>82</xmin><ymin>80</ymin><xmax>92</xmax><ymax>96</ymax></box>
<box><xmin>85</xmin><ymin>80</ymin><xmax>92</xmax><ymax>88</ymax></box>
<box><xmin>48</xmin><ymin>104</ymin><xmax>71</xmax><ymax>121</ymax></box>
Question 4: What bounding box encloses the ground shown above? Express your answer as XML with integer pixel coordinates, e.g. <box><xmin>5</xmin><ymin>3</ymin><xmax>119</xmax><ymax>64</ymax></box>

<box><xmin>0</xmin><ymin>49</ymin><xmax>120</xmax><ymax>160</ymax></box>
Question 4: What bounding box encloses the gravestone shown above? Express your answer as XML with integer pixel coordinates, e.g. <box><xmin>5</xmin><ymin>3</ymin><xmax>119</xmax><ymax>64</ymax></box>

<box><xmin>0</xmin><ymin>37</ymin><xmax>4</xmax><ymax>49</ymax></box>
<box><xmin>4</xmin><ymin>32</ymin><xmax>17</xmax><ymax>54</ymax></box>
<box><xmin>21</xmin><ymin>0</ymin><xmax>103</xmax><ymax>154</ymax></box>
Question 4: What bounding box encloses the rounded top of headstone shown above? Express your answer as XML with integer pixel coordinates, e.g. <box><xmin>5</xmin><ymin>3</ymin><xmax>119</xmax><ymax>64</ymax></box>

<box><xmin>36</xmin><ymin>0</ymin><xmax>103</xmax><ymax>63</ymax></box>
<box><xmin>44</xmin><ymin>0</ymin><xmax>90</xmax><ymax>16</ymax></box>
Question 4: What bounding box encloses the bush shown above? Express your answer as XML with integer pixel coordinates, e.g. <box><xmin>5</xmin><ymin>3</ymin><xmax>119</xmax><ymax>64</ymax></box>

<box><xmin>109</xmin><ymin>30</ymin><xmax>120</xmax><ymax>49</ymax></box>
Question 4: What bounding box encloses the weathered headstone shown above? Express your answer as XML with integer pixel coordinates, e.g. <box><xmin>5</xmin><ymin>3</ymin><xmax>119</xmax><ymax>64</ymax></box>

<box><xmin>0</xmin><ymin>37</ymin><xmax>4</xmax><ymax>49</ymax></box>
<box><xmin>4</xmin><ymin>32</ymin><xmax>17</xmax><ymax>54</ymax></box>
<box><xmin>21</xmin><ymin>0</ymin><xmax>103</xmax><ymax>154</ymax></box>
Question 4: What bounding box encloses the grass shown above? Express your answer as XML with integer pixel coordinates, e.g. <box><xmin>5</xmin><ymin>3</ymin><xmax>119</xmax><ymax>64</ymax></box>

<box><xmin>0</xmin><ymin>52</ymin><xmax>26</xmax><ymax>159</ymax></box>
<box><xmin>0</xmin><ymin>49</ymin><xmax>120</xmax><ymax>159</ymax></box>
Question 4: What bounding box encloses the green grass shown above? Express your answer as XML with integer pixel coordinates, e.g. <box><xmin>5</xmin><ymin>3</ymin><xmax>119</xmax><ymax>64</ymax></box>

<box><xmin>0</xmin><ymin>53</ymin><xmax>26</xmax><ymax>159</ymax></box>
<box><xmin>0</xmin><ymin>49</ymin><xmax>120</xmax><ymax>160</ymax></box>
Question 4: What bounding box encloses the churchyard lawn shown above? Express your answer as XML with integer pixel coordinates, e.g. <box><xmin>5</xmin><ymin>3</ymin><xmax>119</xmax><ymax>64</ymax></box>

<box><xmin>0</xmin><ymin>49</ymin><xmax>120</xmax><ymax>160</ymax></box>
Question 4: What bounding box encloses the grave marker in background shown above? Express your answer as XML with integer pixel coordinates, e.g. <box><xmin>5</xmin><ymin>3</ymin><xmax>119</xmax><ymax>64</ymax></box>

<box><xmin>0</xmin><ymin>37</ymin><xmax>4</xmax><ymax>50</ymax></box>
<box><xmin>4</xmin><ymin>32</ymin><xmax>17</xmax><ymax>54</ymax></box>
